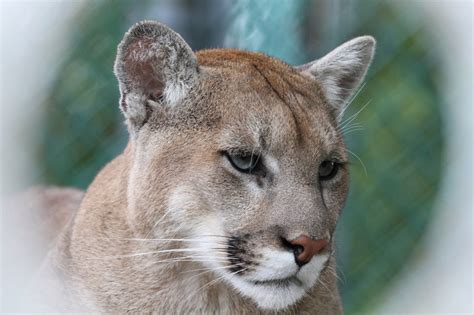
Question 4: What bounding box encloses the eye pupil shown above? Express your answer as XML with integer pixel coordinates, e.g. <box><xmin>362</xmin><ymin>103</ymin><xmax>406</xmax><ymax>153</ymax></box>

<box><xmin>235</xmin><ymin>154</ymin><xmax>254</xmax><ymax>170</ymax></box>
<box><xmin>319</xmin><ymin>161</ymin><xmax>339</xmax><ymax>180</ymax></box>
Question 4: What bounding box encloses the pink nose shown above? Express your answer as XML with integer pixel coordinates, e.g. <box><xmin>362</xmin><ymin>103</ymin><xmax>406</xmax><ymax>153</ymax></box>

<box><xmin>290</xmin><ymin>235</ymin><xmax>329</xmax><ymax>266</ymax></box>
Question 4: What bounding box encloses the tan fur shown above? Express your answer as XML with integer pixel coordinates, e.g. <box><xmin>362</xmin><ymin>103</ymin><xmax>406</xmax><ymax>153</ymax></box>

<box><xmin>33</xmin><ymin>21</ymin><xmax>375</xmax><ymax>313</ymax></box>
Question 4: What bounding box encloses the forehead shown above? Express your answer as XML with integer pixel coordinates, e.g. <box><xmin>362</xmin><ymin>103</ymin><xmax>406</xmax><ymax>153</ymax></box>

<box><xmin>196</xmin><ymin>49</ymin><xmax>341</xmax><ymax>156</ymax></box>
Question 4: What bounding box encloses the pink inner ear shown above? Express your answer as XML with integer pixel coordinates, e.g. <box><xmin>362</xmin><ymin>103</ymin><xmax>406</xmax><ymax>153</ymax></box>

<box><xmin>124</xmin><ymin>39</ymin><xmax>165</xmax><ymax>96</ymax></box>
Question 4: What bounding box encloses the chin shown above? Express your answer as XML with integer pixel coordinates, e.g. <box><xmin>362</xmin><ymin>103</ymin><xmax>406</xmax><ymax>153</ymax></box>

<box><xmin>226</xmin><ymin>275</ymin><xmax>306</xmax><ymax>310</ymax></box>
<box><xmin>222</xmin><ymin>254</ymin><xmax>329</xmax><ymax>311</ymax></box>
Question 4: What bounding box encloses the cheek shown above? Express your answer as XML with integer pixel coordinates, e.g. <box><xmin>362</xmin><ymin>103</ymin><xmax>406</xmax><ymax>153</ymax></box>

<box><xmin>165</xmin><ymin>185</ymin><xmax>231</xmax><ymax>248</ymax></box>
<box><xmin>321</xmin><ymin>171</ymin><xmax>349</xmax><ymax>214</ymax></box>
<box><xmin>202</xmin><ymin>168</ymin><xmax>267</xmax><ymax>233</ymax></box>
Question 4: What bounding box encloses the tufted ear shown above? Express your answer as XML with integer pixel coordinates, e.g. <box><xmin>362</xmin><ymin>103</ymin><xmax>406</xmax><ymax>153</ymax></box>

<box><xmin>297</xmin><ymin>36</ymin><xmax>375</xmax><ymax>121</ymax></box>
<box><xmin>114</xmin><ymin>21</ymin><xmax>199</xmax><ymax>131</ymax></box>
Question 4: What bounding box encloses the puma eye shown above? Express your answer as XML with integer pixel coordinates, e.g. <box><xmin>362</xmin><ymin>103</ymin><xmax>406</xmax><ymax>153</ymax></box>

<box><xmin>319</xmin><ymin>161</ymin><xmax>339</xmax><ymax>181</ymax></box>
<box><xmin>226</xmin><ymin>151</ymin><xmax>262</xmax><ymax>174</ymax></box>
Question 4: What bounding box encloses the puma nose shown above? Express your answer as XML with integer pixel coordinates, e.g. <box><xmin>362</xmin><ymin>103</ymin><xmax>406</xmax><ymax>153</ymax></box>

<box><xmin>289</xmin><ymin>235</ymin><xmax>329</xmax><ymax>266</ymax></box>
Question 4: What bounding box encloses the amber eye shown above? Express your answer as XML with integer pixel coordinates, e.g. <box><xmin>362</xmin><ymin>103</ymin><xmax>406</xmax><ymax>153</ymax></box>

<box><xmin>226</xmin><ymin>152</ymin><xmax>262</xmax><ymax>174</ymax></box>
<box><xmin>319</xmin><ymin>161</ymin><xmax>339</xmax><ymax>180</ymax></box>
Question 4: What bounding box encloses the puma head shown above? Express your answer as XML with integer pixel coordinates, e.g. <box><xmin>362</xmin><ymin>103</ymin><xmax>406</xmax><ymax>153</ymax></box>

<box><xmin>114</xmin><ymin>21</ymin><xmax>375</xmax><ymax>310</ymax></box>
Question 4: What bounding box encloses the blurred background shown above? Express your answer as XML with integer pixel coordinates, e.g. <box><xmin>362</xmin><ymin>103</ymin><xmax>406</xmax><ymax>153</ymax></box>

<box><xmin>1</xmin><ymin>0</ymin><xmax>472</xmax><ymax>313</ymax></box>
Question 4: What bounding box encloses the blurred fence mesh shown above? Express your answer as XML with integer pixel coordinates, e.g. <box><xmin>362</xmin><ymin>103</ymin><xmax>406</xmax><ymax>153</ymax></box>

<box><xmin>34</xmin><ymin>0</ymin><xmax>443</xmax><ymax>313</ymax></box>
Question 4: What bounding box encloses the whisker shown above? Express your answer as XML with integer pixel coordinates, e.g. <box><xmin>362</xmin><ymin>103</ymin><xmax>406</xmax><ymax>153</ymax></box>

<box><xmin>100</xmin><ymin>238</ymin><xmax>221</xmax><ymax>243</ymax></box>
<box><xmin>146</xmin><ymin>208</ymin><xmax>173</xmax><ymax>240</ymax></box>
<box><xmin>337</xmin><ymin>82</ymin><xmax>367</xmax><ymax>122</ymax></box>
<box><xmin>346</xmin><ymin>148</ymin><xmax>368</xmax><ymax>177</ymax></box>
<box><xmin>85</xmin><ymin>248</ymin><xmax>230</xmax><ymax>260</ymax></box>
<box><xmin>97</xmin><ymin>234</ymin><xmax>231</xmax><ymax>243</ymax></box>
<box><xmin>200</xmin><ymin>234</ymin><xmax>232</xmax><ymax>239</ymax></box>
<box><xmin>154</xmin><ymin>258</ymin><xmax>229</xmax><ymax>264</ymax></box>
<box><xmin>342</xmin><ymin>128</ymin><xmax>365</xmax><ymax>137</ymax></box>
<box><xmin>141</xmin><ymin>254</ymin><xmax>230</xmax><ymax>265</ymax></box>
<box><xmin>180</xmin><ymin>264</ymin><xmax>242</xmax><ymax>275</ymax></box>
<box><xmin>170</xmin><ymin>254</ymin><xmax>229</xmax><ymax>260</ymax></box>
<box><xmin>182</xmin><ymin>264</ymin><xmax>243</xmax><ymax>280</ymax></box>
<box><xmin>326</xmin><ymin>265</ymin><xmax>345</xmax><ymax>284</ymax></box>
<box><xmin>343</xmin><ymin>128</ymin><xmax>364</xmax><ymax>135</ymax></box>
<box><xmin>339</xmin><ymin>99</ymin><xmax>372</xmax><ymax>130</ymax></box>
<box><xmin>198</xmin><ymin>267</ymin><xmax>248</xmax><ymax>292</ymax></box>
<box><xmin>317</xmin><ymin>277</ymin><xmax>333</xmax><ymax>297</ymax></box>
<box><xmin>182</xmin><ymin>266</ymin><xmax>248</xmax><ymax>306</ymax></box>
<box><xmin>340</xmin><ymin>122</ymin><xmax>363</xmax><ymax>132</ymax></box>
<box><xmin>341</xmin><ymin>125</ymin><xmax>364</xmax><ymax>133</ymax></box>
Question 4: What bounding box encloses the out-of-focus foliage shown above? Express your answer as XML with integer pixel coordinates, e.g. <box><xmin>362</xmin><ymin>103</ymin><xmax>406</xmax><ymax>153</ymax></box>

<box><xmin>37</xmin><ymin>1</ymin><xmax>134</xmax><ymax>188</ymax></box>
<box><xmin>36</xmin><ymin>0</ymin><xmax>443</xmax><ymax>313</ymax></box>
<box><xmin>226</xmin><ymin>0</ymin><xmax>308</xmax><ymax>65</ymax></box>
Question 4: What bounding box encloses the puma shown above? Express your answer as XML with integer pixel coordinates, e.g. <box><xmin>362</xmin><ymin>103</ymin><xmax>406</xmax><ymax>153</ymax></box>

<box><xmin>29</xmin><ymin>21</ymin><xmax>375</xmax><ymax>313</ymax></box>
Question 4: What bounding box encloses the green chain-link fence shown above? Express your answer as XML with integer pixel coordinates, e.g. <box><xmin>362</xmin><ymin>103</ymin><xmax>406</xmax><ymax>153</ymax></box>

<box><xmin>34</xmin><ymin>1</ymin><xmax>444</xmax><ymax>313</ymax></box>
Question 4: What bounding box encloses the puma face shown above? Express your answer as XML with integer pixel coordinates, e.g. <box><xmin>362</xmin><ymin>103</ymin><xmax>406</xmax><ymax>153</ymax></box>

<box><xmin>115</xmin><ymin>21</ymin><xmax>374</xmax><ymax>311</ymax></box>
<box><xmin>157</xmin><ymin>77</ymin><xmax>348</xmax><ymax>309</ymax></box>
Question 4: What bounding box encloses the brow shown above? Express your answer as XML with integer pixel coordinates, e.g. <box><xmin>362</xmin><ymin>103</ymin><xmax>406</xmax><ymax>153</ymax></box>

<box><xmin>218</xmin><ymin>128</ymin><xmax>266</xmax><ymax>153</ymax></box>
<box><xmin>218</xmin><ymin>138</ymin><xmax>263</xmax><ymax>154</ymax></box>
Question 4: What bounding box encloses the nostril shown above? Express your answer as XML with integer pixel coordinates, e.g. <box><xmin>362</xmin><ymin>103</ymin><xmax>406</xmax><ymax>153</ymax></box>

<box><xmin>281</xmin><ymin>237</ymin><xmax>304</xmax><ymax>256</ymax></box>
<box><xmin>293</xmin><ymin>245</ymin><xmax>304</xmax><ymax>257</ymax></box>
<box><xmin>280</xmin><ymin>236</ymin><xmax>293</xmax><ymax>249</ymax></box>
<box><xmin>289</xmin><ymin>235</ymin><xmax>329</xmax><ymax>266</ymax></box>
<box><xmin>281</xmin><ymin>237</ymin><xmax>311</xmax><ymax>266</ymax></box>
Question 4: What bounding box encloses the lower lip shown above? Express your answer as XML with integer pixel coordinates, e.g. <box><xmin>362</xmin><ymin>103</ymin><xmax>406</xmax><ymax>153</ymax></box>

<box><xmin>251</xmin><ymin>276</ymin><xmax>302</xmax><ymax>287</ymax></box>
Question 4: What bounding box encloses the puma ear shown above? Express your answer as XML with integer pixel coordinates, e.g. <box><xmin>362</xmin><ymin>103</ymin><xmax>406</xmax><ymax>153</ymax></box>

<box><xmin>297</xmin><ymin>36</ymin><xmax>375</xmax><ymax>121</ymax></box>
<box><xmin>114</xmin><ymin>21</ymin><xmax>198</xmax><ymax>131</ymax></box>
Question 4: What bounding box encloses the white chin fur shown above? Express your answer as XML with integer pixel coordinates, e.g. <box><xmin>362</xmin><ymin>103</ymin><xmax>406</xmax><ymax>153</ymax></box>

<box><xmin>220</xmin><ymin>252</ymin><xmax>329</xmax><ymax>311</ymax></box>
<box><xmin>225</xmin><ymin>273</ymin><xmax>306</xmax><ymax>310</ymax></box>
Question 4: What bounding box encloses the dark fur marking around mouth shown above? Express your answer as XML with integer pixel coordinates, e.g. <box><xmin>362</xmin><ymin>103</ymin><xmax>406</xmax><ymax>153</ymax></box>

<box><xmin>227</xmin><ymin>235</ymin><xmax>254</xmax><ymax>273</ymax></box>
<box><xmin>252</xmin><ymin>276</ymin><xmax>303</xmax><ymax>288</ymax></box>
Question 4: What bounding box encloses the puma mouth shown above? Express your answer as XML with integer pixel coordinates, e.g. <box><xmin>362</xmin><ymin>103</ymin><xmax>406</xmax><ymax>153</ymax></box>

<box><xmin>220</xmin><ymin>252</ymin><xmax>331</xmax><ymax>310</ymax></box>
